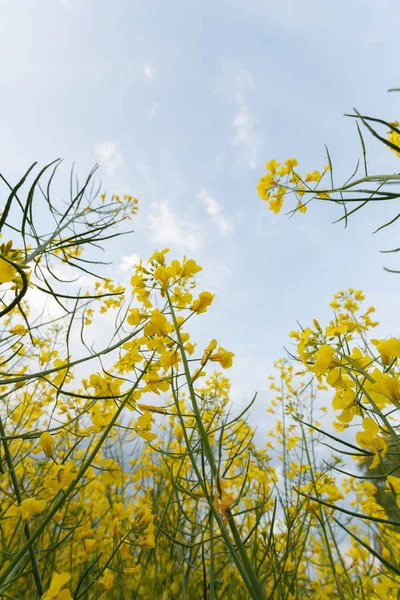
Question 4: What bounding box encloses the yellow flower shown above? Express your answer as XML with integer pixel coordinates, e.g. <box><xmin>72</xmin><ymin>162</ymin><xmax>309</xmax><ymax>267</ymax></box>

<box><xmin>41</xmin><ymin>572</ymin><xmax>71</xmax><ymax>600</ymax></box>
<box><xmin>18</xmin><ymin>498</ymin><xmax>47</xmax><ymax>520</ymax></box>
<box><xmin>214</xmin><ymin>478</ymin><xmax>235</xmax><ymax>517</ymax></box>
<box><xmin>170</xmin><ymin>286</ymin><xmax>192</xmax><ymax>308</ymax></box>
<box><xmin>305</xmin><ymin>170</ymin><xmax>321</xmax><ymax>183</ymax></box>
<box><xmin>287</xmin><ymin>435</ymin><xmax>299</xmax><ymax>450</ymax></box>
<box><xmin>134</xmin><ymin>411</ymin><xmax>157</xmax><ymax>442</ymax></box>
<box><xmin>311</xmin><ymin>344</ymin><xmax>337</xmax><ymax>378</ymax></box>
<box><xmin>131</xmin><ymin>503</ymin><xmax>155</xmax><ymax>547</ymax></box>
<box><xmin>370</xmin><ymin>370</ymin><xmax>400</xmax><ymax>405</ymax></box>
<box><xmin>144</xmin><ymin>310</ymin><xmax>172</xmax><ymax>337</ymax></box>
<box><xmin>98</xmin><ymin>568</ymin><xmax>115</xmax><ymax>590</ymax></box>
<box><xmin>265</xmin><ymin>159</ymin><xmax>280</xmax><ymax>174</ymax></box>
<box><xmin>138</xmin><ymin>522</ymin><xmax>155</xmax><ymax>548</ymax></box>
<box><xmin>333</xmin><ymin>420</ymin><xmax>348</xmax><ymax>432</ymax></box>
<box><xmin>102</xmin><ymin>459</ymin><xmax>123</xmax><ymax>485</ymax></box>
<box><xmin>43</xmin><ymin>461</ymin><xmax>75</xmax><ymax>492</ymax></box>
<box><xmin>0</xmin><ymin>256</ymin><xmax>16</xmax><ymax>283</ymax></box>
<box><xmin>112</xmin><ymin>516</ymin><xmax>121</xmax><ymax>538</ymax></box>
<box><xmin>290</xmin><ymin>172</ymin><xmax>302</xmax><ymax>185</ymax></box>
<box><xmin>268</xmin><ymin>187</ymin><xmax>285</xmax><ymax>214</ymax></box>
<box><xmin>159</xmin><ymin>349</ymin><xmax>180</xmax><ymax>371</ymax></box>
<box><xmin>123</xmin><ymin>565</ymin><xmax>141</xmax><ymax>576</ymax></box>
<box><xmin>143</xmin><ymin>370</ymin><xmax>170</xmax><ymax>394</ymax></box>
<box><xmin>131</xmin><ymin>503</ymin><xmax>153</xmax><ymax>529</ymax></box>
<box><xmin>257</xmin><ymin>173</ymin><xmax>277</xmax><ymax>200</ymax></box>
<box><xmin>209</xmin><ymin>346</ymin><xmax>235</xmax><ymax>369</ymax></box>
<box><xmin>137</xmin><ymin>403</ymin><xmax>167</xmax><ymax>414</ymax></box>
<box><xmin>361</xmin><ymin>417</ymin><xmax>380</xmax><ymax>435</ymax></box>
<box><xmin>332</xmin><ymin>387</ymin><xmax>358</xmax><ymax>423</ymax></box>
<box><xmin>127</xmin><ymin>308</ymin><xmax>147</xmax><ymax>326</ymax></box>
<box><xmin>180</xmin><ymin>258</ymin><xmax>202</xmax><ymax>278</ymax></box>
<box><xmin>297</xmin><ymin>200</ymin><xmax>307</xmax><ymax>213</ymax></box>
<box><xmin>9</xmin><ymin>324</ymin><xmax>27</xmax><ymax>335</ymax></box>
<box><xmin>190</xmin><ymin>291</ymin><xmax>214</xmax><ymax>314</ymax></box>
<box><xmin>387</xmin><ymin>475</ymin><xmax>400</xmax><ymax>495</ymax></box>
<box><xmin>201</xmin><ymin>339</ymin><xmax>217</xmax><ymax>365</ymax></box>
<box><xmin>39</xmin><ymin>432</ymin><xmax>55</xmax><ymax>458</ymax></box>
<box><xmin>284</xmin><ymin>158</ymin><xmax>298</xmax><ymax>172</ymax></box>
<box><xmin>356</xmin><ymin>418</ymin><xmax>388</xmax><ymax>469</ymax></box>
<box><xmin>149</xmin><ymin>248</ymin><xmax>170</xmax><ymax>265</ymax></box>
<box><xmin>153</xmin><ymin>265</ymin><xmax>171</xmax><ymax>288</ymax></box>
<box><xmin>86</xmin><ymin>372</ymin><xmax>122</xmax><ymax>397</ymax></box>
<box><xmin>372</xmin><ymin>337</ymin><xmax>400</xmax><ymax>365</ymax></box>
<box><xmin>83</xmin><ymin>539</ymin><xmax>96</xmax><ymax>554</ymax></box>
<box><xmin>387</xmin><ymin>126</ymin><xmax>400</xmax><ymax>158</ymax></box>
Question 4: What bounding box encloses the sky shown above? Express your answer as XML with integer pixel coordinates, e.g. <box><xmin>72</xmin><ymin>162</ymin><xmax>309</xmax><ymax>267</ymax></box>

<box><xmin>1</xmin><ymin>0</ymin><xmax>400</xmax><ymax>443</ymax></box>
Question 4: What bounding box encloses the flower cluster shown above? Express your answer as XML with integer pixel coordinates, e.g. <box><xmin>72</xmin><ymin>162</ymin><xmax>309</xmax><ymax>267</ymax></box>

<box><xmin>257</xmin><ymin>158</ymin><xmax>330</xmax><ymax>214</ymax></box>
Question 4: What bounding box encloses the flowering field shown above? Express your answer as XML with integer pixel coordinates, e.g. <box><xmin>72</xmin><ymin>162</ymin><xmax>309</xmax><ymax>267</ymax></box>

<box><xmin>0</xmin><ymin>105</ymin><xmax>400</xmax><ymax>600</ymax></box>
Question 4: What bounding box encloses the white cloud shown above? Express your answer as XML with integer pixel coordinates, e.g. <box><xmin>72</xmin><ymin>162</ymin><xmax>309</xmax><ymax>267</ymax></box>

<box><xmin>149</xmin><ymin>201</ymin><xmax>203</xmax><ymax>252</ymax></box>
<box><xmin>197</xmin><ymin>188</ymin><xmax>234</xmax><ymax>236</ymax></box>
<box><xmin>143</xmin><ymin>65</ymin><xmax>154</xmax><ymax>79</ymax></box>
<box><xmin>95</xmin><ymin>141</ymin><xmax>126</xmax><ymax>178</ymax></box>
<box><xmin>232</xmin><ymin>101</ymin><xmax>260</xmax><ymax>170</ymax></box>
<box><xmin>217</xmin><ymin>60</ymin><xmax>262</xmax><ymax>170</ymax></box>
<box><xmin>119</xmin><ymin>253</ymin><xmax>141</xmax><ymax>272</ymax></box>
<box><xmin>216</xmin><ymin>59</ymin><xmax>254</xmax><ymax>103</ymax></box>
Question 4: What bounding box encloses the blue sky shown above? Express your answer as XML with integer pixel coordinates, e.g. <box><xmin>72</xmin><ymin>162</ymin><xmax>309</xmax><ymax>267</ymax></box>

<box><xmin>2</xmin><ymin>0</ymin><xmax>400</xmax><ymax>439</ymax></box>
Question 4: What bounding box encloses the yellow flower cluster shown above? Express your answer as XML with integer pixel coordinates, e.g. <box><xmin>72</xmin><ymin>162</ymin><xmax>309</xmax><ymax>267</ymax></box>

<box><xmin>257</xmin><ymin>158</ymin><xmax>330</xmax><ymax>214</ymax></box>
<box><xmin>3</xmin><ymin>155</ymin><xmax>400</xmax><ymax>599</ymax></box>
<box><xmin>387</xmin><ymin>121</ymin><xmax>400</xmax><ymax>157</ymax></box>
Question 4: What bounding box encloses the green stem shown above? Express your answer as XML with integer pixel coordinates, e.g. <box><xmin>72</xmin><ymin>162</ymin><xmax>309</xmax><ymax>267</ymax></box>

<box><xmin>0</xmin><ymin>416</ymin><xmax>44</xmax><ymax>596</ymax></box>
<box><xmin>0</xmin><ymin>359</ymin><xmax>151</xmax><ymax>588</ymax></box>
<box><xmin>167</xmin><ymin>290</ymin><xmax>265</xmax><ymax>600</ymax></box>
<box><xmin>170</xmin><ymin>374</ymin><xmax>258</xmax><ymax>598</ymax></box>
